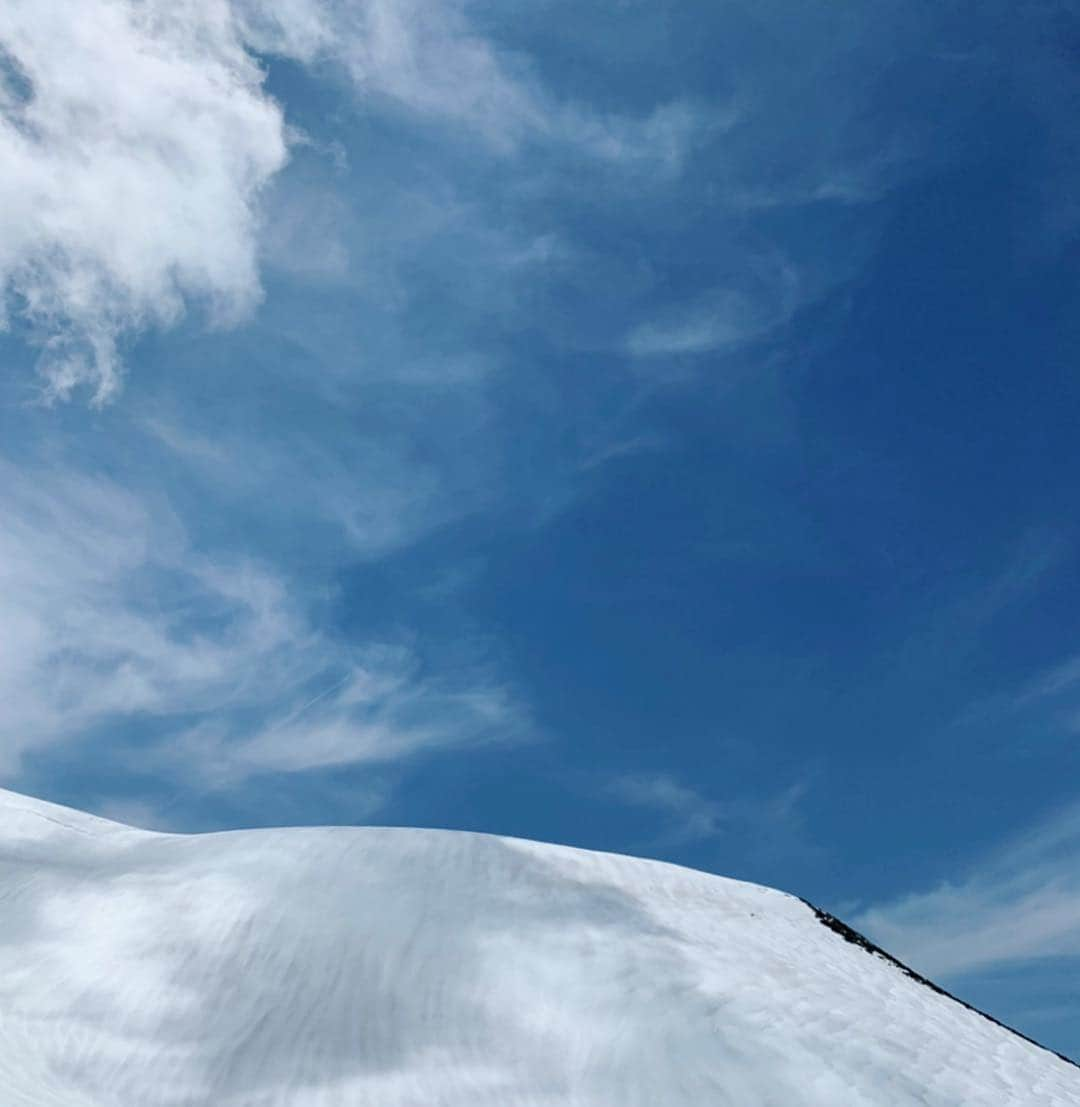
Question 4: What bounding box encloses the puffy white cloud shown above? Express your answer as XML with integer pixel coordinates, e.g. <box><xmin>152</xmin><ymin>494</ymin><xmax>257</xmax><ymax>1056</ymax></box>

<box><xmin>0</xmin><ymin>0</ymin><xmax>288</xmax><ymax>403</ymax></box>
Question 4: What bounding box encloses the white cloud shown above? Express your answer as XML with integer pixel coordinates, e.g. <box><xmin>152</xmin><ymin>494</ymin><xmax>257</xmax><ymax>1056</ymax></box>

<box><xmin>1015</xmin><ymin>653</ymin><xmax>1080</xmax><ymax>719</ymax></box>
<box><xmin>226</xmin><ymin>658</ymin><xmax>531</xmax><ymax>775</ymax></box>
<box><xmin>609</xmin><ymin>771</ymin><xmax>810</xmax><ymax>850</ymax></box>
<box><xmin>625</xmin><ymin>283</ymin><xmax>793</xmax><ymax>360</ymax></box>
<box><xmin>609</xmin><ymin>774</ymin><xmax>725</xmax><ymax>843</ymax></box>
<box><xmin>293</xmin><ymin>0</ymin><xmax>543</xmax><ymax>145</ymax></box>
<box><xmin>139</xmin><ymin>392</ymin><xmax>490</xmax><ymax>562</ymax></box>
<box><xmin>0</xmin><ymin>0</ymin><xmax>702</xmax><ymax>404</ymax></box>
<box><xmin>0</xmin><ymin>459</ymin><xmax>531</xmax><ymax>784</ymax></box>
<box><xmin>0</xmin><ymin>0</ymin><xmax>288</xmax><ymax>403</ymax></box>
<box><xmin>241</xmin><ymin>0</ymin><xmax>699</xmax><ymax>163</ymax></box>
<box><xmin>856</xmin><ymin>804</ymin><xmax>1080</xmax><ymax>980</ymax></box>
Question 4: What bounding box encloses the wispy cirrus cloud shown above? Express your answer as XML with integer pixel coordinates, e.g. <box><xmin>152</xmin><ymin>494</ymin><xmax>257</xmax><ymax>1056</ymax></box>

<box><xmin>1009</xmin><ymin>653</ymin><xmax>1080</xmax><ymax>736</ymax></box>
<box><xmin>625</xmin><ymin>263</ymin><xmax>802</xmax><ymax>360</ymax></box>
<box><xmin>856</xmin><ymin>803</ymin><xmax>1080</xmax><ymax>980</ymax></box>
<box><xmin>608</xmin><ymin>771</ymin><xmax>810</xmax><ymax>852</ymax></box>
<box><xmin>608</xmin><ymin>774</ymin><xmax>727</xmax><ymax>845</ymax></box>
<box><xmin>0</xmin><ymin>459</ymin><xmax>532</xmax><ymax>790</ymax></box>
<box><xmin>192</xmin><ymin>652</ymin><xmax>531</xmax><ymax>778</ymax></box>
<box><xmin>240</xmin><ymin>0</ymin><xmax>700</xmax><ymax>164</ymax></box>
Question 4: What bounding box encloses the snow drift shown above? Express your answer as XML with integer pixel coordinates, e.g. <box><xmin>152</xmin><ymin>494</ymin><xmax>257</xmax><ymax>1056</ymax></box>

<box><xmin>0</xmin><ymin>787</ymin><xmax>1075</xmax><ymax>1105</ymax></box>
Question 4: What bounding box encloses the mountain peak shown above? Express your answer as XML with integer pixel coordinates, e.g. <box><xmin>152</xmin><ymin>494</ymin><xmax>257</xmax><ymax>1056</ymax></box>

<box><xmin>0</xmin><ymin>788</ymin><xmax>1075</xmax><ymax>1105</ymax></box>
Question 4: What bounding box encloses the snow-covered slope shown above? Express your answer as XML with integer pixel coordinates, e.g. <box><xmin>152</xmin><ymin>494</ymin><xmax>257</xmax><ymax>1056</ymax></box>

<box><xmin>0</xmin><ymin>788</ymin><xmax>1075</xmax><ymax>1106</ymax></box>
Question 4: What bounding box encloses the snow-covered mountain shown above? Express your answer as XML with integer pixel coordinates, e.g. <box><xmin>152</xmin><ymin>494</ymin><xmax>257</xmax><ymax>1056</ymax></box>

<box><xmin>0</xmin><ymin>787</ymin><xmax>1075</xmax><ymax>1106</ymax></box>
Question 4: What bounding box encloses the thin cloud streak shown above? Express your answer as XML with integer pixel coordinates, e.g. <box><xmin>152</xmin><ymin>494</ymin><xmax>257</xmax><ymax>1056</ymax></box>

<box><xmin>608</xmin><ymin>771</ymin><xmax>811</xmax><ymax>852</ymax></box>
<box><xmin>857</xmin><ymin>804</ymin><xmax>1080</xmax><ymax>980</ymax></box>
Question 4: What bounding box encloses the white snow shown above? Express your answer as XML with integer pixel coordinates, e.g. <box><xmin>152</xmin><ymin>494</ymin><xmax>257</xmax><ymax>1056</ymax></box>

<box><xmin>0</xmin><ymin>788</ymin><xmax>1075</xmax><ymax>1106</ymax></box>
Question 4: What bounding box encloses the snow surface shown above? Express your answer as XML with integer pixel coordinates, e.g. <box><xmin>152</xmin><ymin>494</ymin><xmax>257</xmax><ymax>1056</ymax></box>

<box><xmin>0</xmin><ymin>788</ymin><xmax>1076</xmax><ymax>1106</ymax></box>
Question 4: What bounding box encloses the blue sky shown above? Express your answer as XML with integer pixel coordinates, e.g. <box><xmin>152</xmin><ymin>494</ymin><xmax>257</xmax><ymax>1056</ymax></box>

<box><xmin>2</xmin><ymin>0</ymin><xmax>1080</xmax><ymax>1060</ymax></box>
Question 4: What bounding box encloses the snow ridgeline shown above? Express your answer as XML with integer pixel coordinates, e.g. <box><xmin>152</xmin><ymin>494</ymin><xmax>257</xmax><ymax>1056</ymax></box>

<box><xmin>0</xmin><ymin>787</ymin><xmax>1075</xmax><ymax>1106</ymax></box>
